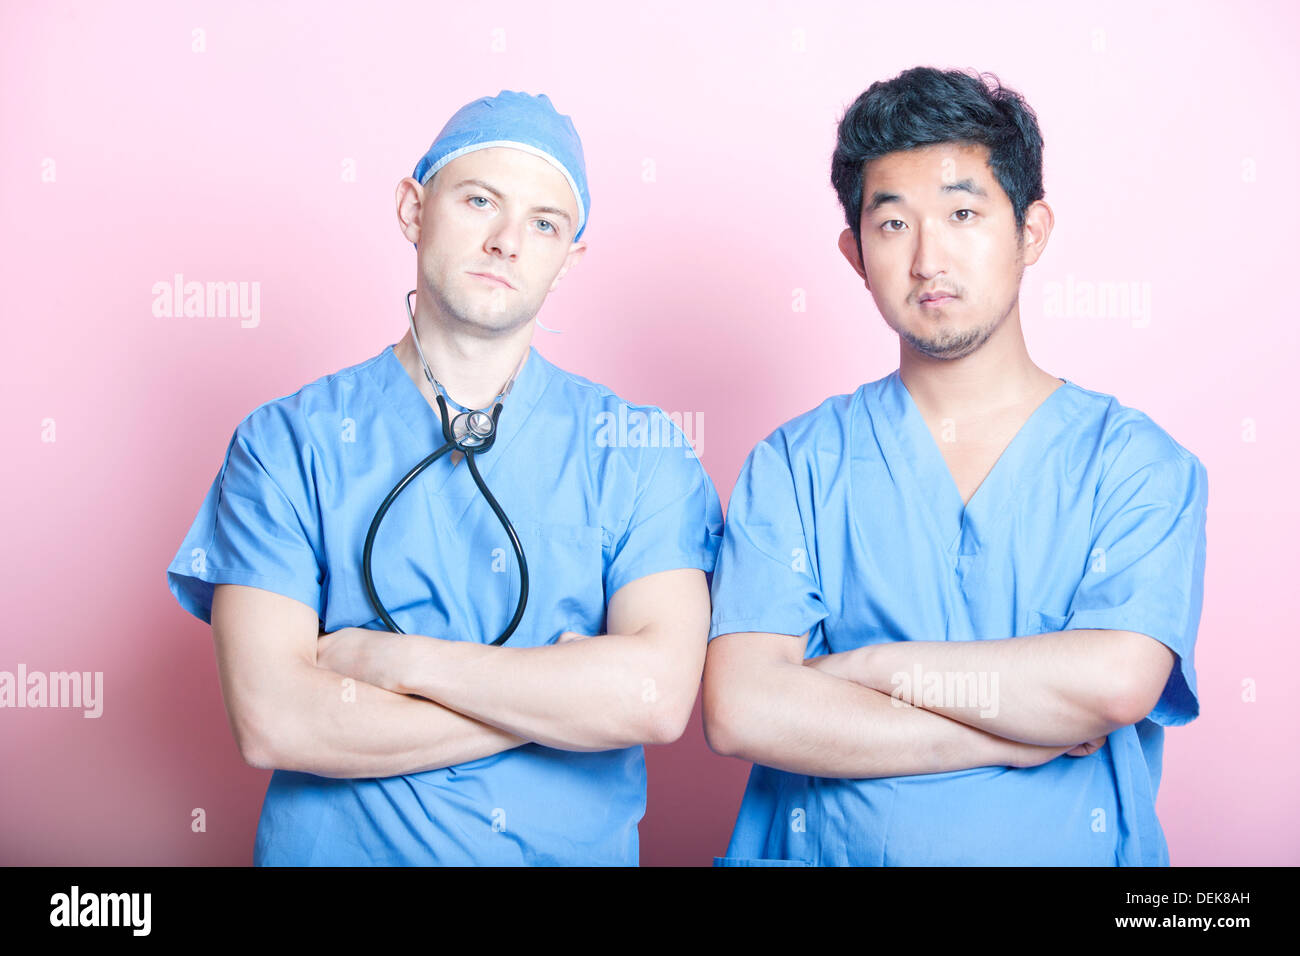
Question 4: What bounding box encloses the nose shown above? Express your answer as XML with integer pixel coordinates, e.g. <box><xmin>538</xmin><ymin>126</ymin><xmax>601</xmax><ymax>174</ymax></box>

<box><xmin>910</xmin><ymin>219</ymin><xmax>949</xmax><ymax>284</ymax></box>
<box><xmin>484</xmin><ymin>214</ymin><xmax>524</xmax><ymax>260</ymax></box>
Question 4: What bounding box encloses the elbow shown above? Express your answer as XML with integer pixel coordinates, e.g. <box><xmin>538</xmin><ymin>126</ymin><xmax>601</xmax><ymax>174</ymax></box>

<box><xmin>229</xmin><ymin>708</ymin><xmax>284</xmax><ymax>771</ymax></box>
<box><xmin>239</xmin><ymin>740</ymin><xmax>277</xmax><ymax>771</ymax></box>
<box><xmin>700</xmin><ymin>686</ymin><xmax>746</xmax><ymax>758</ymax></box>
<box><xmin>642</xmin><ymin>689</ymin><xmax>698</xmax><ymax>746</ymax></box>
<box><xmin>1099</xmin><ymin>633</ymin><xmax>1174</xmax><ymax>729</ymax></box>
<box><xmin>1101</xmin><ymin>682</ymin><xmax>1162</xmax><ymax>729</ymax></box>
<box><xmin>702</xmin><ymin>717</ymin><xmax>738</xmax><ymax>758</ymax></box>
<box><xmin>233</xmin><ymin>727</ymin><xmax>277</xmax><ymax>771</ymax></box>
<box><xmin>1100</xmin><ymin>656</ymin><xmax>1172</xmax><ymax>729</ymax></box>
<box><xmin>645</xmin><ymin>713</ymin><xmax>685</xmax><ymax>746</ymax></box>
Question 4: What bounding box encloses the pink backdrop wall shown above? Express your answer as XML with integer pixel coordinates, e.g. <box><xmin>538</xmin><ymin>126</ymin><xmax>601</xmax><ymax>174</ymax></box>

<box><xmin>2</xmin><ymin>0</ymin><xmax>1296</xmax><ymax>865</ymax></box>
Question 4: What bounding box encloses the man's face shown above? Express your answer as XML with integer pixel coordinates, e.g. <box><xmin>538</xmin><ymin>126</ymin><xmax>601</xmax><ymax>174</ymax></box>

<box><xmin>841</xmin><ymin>142</ymin><xmax>1026</xmax><ymax>361</ymax></box>
<box><xmin>411</xmin><ymin>146</ymin><xmax>583</xmax><ymax>336</ymax></box>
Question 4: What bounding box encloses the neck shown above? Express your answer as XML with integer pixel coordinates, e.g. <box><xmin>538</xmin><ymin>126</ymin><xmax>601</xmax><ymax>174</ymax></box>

<box><xmin>897</xmin><ymin>303</ymin><xmax>1058</xmax><ymax>420</ymax></box>
<box><xmin>396</xmin><ymin>296</ymin><xmax>534</xmax><ymax>411</ymax></box>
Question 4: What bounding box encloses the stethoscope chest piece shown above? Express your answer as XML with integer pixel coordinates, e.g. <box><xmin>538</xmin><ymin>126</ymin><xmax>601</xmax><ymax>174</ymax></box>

<box><xmin>452</xmin><ymin>408</ymin><xmax>497</xmax><ymax>449</ymax></box>
<box><xmin>442</xmin><ymin>398</ymin><xmax>500</xmax><ymax>452</ymax></box>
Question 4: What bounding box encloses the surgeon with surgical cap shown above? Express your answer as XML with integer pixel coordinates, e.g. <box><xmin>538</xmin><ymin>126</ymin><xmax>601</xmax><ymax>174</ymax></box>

<box><xmin>167</xmin><ymin>91</ymin><xmax>722</xmax><ymax>865</ymax></box>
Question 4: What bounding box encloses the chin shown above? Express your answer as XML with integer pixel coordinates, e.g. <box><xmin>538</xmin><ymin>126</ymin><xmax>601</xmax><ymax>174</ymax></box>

<box><xmin>460</xmin><ymin>309</ymin><xmax>534</xmax><ymax>336</ymax></box>
<box><xmin>899</xmin><ymin>324</ymin><xmax>994</xmax><ymax>361</ymax></box>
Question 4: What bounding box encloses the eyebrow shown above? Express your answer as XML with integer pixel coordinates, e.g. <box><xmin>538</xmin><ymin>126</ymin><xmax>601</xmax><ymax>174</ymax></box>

<box><xmin>865</xmin><ymin>178</ymin><xmax>989</xmax><ymax>213</ymax></box>
<box><xmin>451</xmin><ymin>178</ymin><xmax>574</xmax><ymax>225</ymax></box>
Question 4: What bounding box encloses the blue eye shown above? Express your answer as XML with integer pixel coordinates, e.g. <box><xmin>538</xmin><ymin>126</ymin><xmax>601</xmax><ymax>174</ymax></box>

<box><xmin>469</xmin><ymin>196</ymin><xmax>490</xmax><ymax>208</ymax></box>
<box><xmin>536</xmin><ymin>220</ymin><xmax>555</xmax><ymax>234</ymax></box>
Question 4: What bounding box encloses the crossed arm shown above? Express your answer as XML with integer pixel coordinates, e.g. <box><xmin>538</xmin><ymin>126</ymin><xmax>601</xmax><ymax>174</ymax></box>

<box><xmin>209</xmin><ymin>567</ymin><xmax>710</xmax><ymax>779</ymax></box>
<box><xmin>701</xmin><ymin>626</ymin><xmax>1175</xmax><ymax>779</ymax></box>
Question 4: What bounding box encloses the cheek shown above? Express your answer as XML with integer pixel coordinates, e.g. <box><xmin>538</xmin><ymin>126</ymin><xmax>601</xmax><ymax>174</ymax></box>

<box><xmin>531</xmin><ymin>245</ymin><xmax>569</xmax><ymax>286</ymax></box>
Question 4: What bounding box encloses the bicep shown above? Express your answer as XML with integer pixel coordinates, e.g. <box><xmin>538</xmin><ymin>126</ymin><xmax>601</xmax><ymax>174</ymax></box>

<box><xmin>605</xmin><ymin>569</ymin><xmax>711</xmax><ymax>686</ymax></box>
<box><xmin>702</xmin><ymin>630</ymin><xmax>809</xmax><ymax>752</ymax></box>
<box><xmin>210</xmin><ymin>583</ymin><xmax>319</xmax><ymax>762</ymax></box>
<box><xmin>705</xmin><ymin>629</ymin><xmax>810</xmax><ymax>673</ymax></box>
<box><xmin>604</xmin><ymin>569</ymin><xmax>711</xmax><ymax>740</ymax></box>
<box><xmin>606</xmin><ymin>567</ymin><xmax>711</xmax><ymax>648</ymax></box>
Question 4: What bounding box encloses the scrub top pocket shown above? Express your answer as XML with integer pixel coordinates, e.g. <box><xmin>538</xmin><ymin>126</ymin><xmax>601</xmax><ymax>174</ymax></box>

<box><xmin>512</xmin><ymin>519</ymin><xmax>608</xmax><ymax>645</ymax></box>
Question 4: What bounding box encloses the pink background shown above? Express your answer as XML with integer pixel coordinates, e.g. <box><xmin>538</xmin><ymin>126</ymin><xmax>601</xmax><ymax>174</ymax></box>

<box><xmin>2</xmin><ymin>0</ymin><xmax>1296</xmax><ymax>865</ymax></box>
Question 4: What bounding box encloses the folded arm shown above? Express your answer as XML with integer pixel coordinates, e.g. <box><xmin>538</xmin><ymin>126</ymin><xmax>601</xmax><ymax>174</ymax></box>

<box><xmin>317</xmin><ymin>568</ymin><xmax>711</xmax><ymax>752</ymax></box>
<box><xmin>828</xmin><ymin>629</ymin><xmax>1176</xmax><ymax>746</ymax></box>
<box><xmin>701</xmin><ymin>630</ymin><xmax>1088</xmax><ymax>779</ymax></box>
<box><xmin>210</xmin><ymin>583</ymin><xmax>527</xmax><ymax>779</ymax></box>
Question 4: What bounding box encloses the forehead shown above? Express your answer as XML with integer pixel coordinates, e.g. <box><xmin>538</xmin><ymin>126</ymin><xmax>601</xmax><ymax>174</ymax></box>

<box><xmin>433</xmin><ymin>146</ymin><xmax>577</xmax><ymax>212</ymax></box>
<box><xmin>862</xmin><ymin>141</ymin><xmax>998</xmax><ymax>195</ymax></box>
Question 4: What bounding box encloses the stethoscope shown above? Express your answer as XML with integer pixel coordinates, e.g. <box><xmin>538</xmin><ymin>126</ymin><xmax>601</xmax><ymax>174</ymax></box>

<box><xmin>360</xmin><ymin>290</ymin><xmax>529</xmax><ymax>644</ymax></box>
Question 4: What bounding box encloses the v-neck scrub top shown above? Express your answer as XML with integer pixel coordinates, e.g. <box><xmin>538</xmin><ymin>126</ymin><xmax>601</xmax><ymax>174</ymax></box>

<box><xmin>167</xmin><ymin>344</ymin><xmax>723</xmax><ymax>865</ymax></box>
<box><xmin>708</xmin><ymin>371</ymin><xmax>1208</xmax><ymax>866</ymax></box>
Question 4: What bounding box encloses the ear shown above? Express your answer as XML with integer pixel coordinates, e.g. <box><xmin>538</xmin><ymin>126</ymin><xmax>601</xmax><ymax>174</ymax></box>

<box><xmin>396</xmin><ymin>177</ymin><xmax>425</xmax><ymax>246</ymax></box>
<box><xmin>1017</xmin><ymin>200</ymin><xmax>1054</xmax><ymax>267</ymax></box>
<box><xmin>837</xmin><ymin>227</ymin><xmax>869</xmax><ymax>288</ymax></box>
<box><xmin>548</xmin><ymin>240</ymin><xmax>588</xmax><ymax>292</ymax></box>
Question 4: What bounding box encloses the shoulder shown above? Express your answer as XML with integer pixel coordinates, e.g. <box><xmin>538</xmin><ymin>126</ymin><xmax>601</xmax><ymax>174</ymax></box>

<box><xmin>539</xmin><ymin>353</ymin><xmax>669</xmax><ymax>424</ymax></box>
<box><xmin>1061</xmin><ymin>380</ymin><xmax>1208</xmax><ymax>502</ymax></box>
<box><xmin>1064</xmin><ymin>380</ymin><xmax>1203</xmax><ymax>470</ymax></box>
<box><xmin>232</xmin><ymin>349</ymin><xmax>386</xmax><ymax>449</ymax></box>
<box><xmin>746</xmin><ymin>381</ymin><xmax>873</xmax><ymax>468</ymax></box>
<box><xmin>541</xmin><ymin>353</ymin><xmax>709</xmax><ymax>481</ymax></box>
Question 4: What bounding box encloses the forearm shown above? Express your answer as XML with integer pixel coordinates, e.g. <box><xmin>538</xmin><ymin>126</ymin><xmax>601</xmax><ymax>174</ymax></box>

<box><xmin>387</xmin><ymin>631</ymin><xmax>692</xmax><ymax>751</ymax></box>
<box><xmin>852</xmin><ymin>632</ymin><xmax>1132</xmax><ymax>746</ymax></box>
<box><xmin>252</xmin><ymin>660</ymin><xmax>527</xmax><ymax>778</ymax></box>
<box><xmin>705</xmin><ymin>656</ymin><xmax>1068</xmax><ymax>779</ymax></box>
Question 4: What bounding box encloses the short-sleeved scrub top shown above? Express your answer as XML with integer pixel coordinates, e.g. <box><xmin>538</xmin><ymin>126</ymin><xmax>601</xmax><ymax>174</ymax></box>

<box><xmin>708</xmin><ymin>370</ymin><xmax>1208</xmax><ymax>866</ymax></box>
<box><xmin>167</xmin><ymin>344</ymin><xmax>723</xmax><ymax>865</ymax></box>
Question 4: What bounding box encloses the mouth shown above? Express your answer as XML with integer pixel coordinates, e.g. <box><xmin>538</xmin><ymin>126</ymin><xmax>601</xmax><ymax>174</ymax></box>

<box><xmin>918</xmin><ymin>292</ymin><xmax>957</xmax><ymax>308</ymax></box>
<box><xmin>467</xmin><ymin>272</ymin><xmax>514</xmax><ymax>290</ymax></box>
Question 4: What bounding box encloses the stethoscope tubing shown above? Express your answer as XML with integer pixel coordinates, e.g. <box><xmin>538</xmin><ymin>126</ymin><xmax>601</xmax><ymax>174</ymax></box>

<box><xmin>361</xmin><ymin>392</ymin><xmax>529</xmax><ymax>645</ymax></box>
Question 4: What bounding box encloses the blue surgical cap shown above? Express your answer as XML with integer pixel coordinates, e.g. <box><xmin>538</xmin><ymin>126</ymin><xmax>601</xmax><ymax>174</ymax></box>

<box><xmin>412</xmin><ymin>90</ymin><xmax>589</xmax><ymax>240</ymax></box>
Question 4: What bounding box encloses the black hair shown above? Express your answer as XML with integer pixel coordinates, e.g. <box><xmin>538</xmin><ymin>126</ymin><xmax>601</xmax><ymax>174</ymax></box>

<box><xmin>830</xmin><ymin>67</ymin><xmax>1044</xmax><ymax>249</ymax></box>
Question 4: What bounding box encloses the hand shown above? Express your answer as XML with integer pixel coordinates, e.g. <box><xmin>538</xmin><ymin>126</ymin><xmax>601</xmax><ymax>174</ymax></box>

<box><xmin>316</xmin><ymin>626</ymin><xmax>401</xmax><ymax>691</ymax></box>
<box><xmin>1064</xmin><ymin>735</ymin><xmax>1107</xmax><ymax>757</ymax></box>
<box><xmin>1011</xmin><ymin>735</ymin><xmax>1108</xmax><ymax>768</ymax></box>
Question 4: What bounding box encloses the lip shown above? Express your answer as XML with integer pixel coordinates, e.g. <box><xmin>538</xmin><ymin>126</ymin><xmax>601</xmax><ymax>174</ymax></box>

<box><xmin>919</xmin><ymin>292</ymin><xmax>957</xmax><ymax>307</ymax></box>
<box><xmin>467</xmin><ymin>272</ymin><xmax>514</xmax><ymax>289</ymax></box>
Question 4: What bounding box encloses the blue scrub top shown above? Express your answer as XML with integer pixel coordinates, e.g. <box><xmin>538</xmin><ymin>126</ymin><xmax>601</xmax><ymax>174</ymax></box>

<box><xmin>708</xmin><ymin>370</ymin><xmax>1208</xmax><ymax>866</ymax></box>
<box><xmin>167</xmin><ymin>343</ymin><xmax>722</xmax><ymax>865</ymax></box>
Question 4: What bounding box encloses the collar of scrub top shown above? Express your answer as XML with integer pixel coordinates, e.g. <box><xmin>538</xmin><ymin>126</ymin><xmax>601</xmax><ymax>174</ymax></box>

<box><xmin>382</xmin><ymin>294</ymin><xmax>554</xmax><ymax>488</ymax></box>
<box><xmin>872</xmin><ymin>369</ymin><xmax>1076</xmax><ymax>554</ymax></box>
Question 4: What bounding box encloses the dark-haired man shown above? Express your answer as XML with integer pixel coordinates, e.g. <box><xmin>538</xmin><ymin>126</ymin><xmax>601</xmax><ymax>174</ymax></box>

<box><xmin>702</xmin><ymin>67</ymin><xmax>1208</xmax><ymax>866</ymax></box>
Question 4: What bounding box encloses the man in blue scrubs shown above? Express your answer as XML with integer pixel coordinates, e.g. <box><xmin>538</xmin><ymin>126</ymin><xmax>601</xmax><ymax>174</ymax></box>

<box><xmin>702</xmin><ymin>67</ymin><xmax>1208</xmax><ymax>866</ymax></box>
<box><xmin>167</xmin><ymin>91</ymin><xmax>722</xmax><ymax>865</ymax></box>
